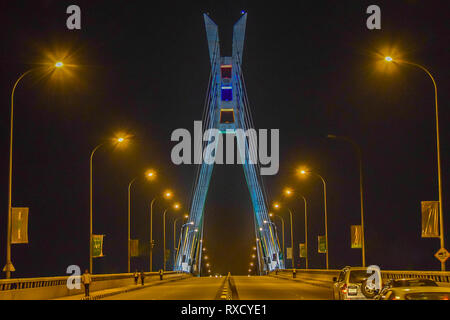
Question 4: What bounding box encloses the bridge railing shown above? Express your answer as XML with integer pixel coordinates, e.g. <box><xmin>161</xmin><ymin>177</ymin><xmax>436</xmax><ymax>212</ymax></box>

<box><xmin>0</xmin><ymin>271</ymin><xmax>188</xmax><ymax>299</ymax></box>
<box><xmin>0</xmin><ymin>271</ymin><xmax>184</xmax><ymax>291</ymax></box>
<box><xmin>269</xmin><ymin>269</ymin><xmax>450</xmax><ymax>287</ymax></box>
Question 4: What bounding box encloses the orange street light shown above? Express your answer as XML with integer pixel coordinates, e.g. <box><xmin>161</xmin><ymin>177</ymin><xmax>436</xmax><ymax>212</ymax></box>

<box><xmin>5</xmin><ymin>61</ymin><xmax>70</xmax><ymax>278</ymax></box>
<box><xmin>163</xmin><ymin>201</ymin><xmax>182</xmax><ymax>271</ymax></box>
<box><xmin>382</xmin><ymin>56</ymin><xmax>445</xmax><ymax>270</ymax></box>
<box><xmin>127</xmin><ymin>169</ymin><xmax>157</xmax><ymax>272</ymax></box>
<box><xmin>150</xmin><ymin>190</ymin><xmax>174</xmax><ymax>271</ymax></box>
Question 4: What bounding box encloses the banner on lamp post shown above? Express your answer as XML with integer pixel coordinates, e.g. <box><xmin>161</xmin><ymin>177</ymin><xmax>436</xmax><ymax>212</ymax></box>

<box><xmin>130</xmin><ymin>239</ymin><xmax>139</xmax><ymax>257</ymax></box>
<box><xmin>299</xmin><ymin>243</ymin><xmax>306</xmax><ymax>258</ymax></box>
<box><xmin>286</xmin><ymin>247</ymin><xmax>292</xmax><ymax>259</ymax></box>
<box><xmin>318</xmin><ymin>236</ymin><xmax>327</xmax><ymax>253</ymax></box>
<box><xmin>421</xmin><ymin>201</ymin><xmax>440</xmax><ymax>238</ymax></box>
<box><xmin>351</xmin><ymin>225</ymin><xmax>362</xmax><ymax>248</ymax></box>
<box><xmin>92</xmin><ymin>234</ymin><xmax>105</xmax><ymax>258</ymax></box>
<box><xmin>11</xmin><ymin>207</ymin><xmax>29</xmax><ymax>244</ymax></box>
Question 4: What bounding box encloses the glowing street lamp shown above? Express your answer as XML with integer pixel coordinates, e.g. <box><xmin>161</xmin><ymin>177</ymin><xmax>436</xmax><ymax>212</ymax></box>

<box><xmin>163</xmin><ymin>201</ymin><xmax>181</xmax><ymax>271</ymax></box>
<box><xmin>173</xmin><ymin>213</ymin><xmax>189</xmax><ymax>270</ymax></box>
<box><xmin>88</xmin><ymin>135</ymin><xmax>129</xmax><ymax>274</ymax></box>
<box><xmin>4</xmin><ymin>61</ymin><xmax>68</xmax><ymax>278</ymax></box>
<box><xmin>127</xmin><ymin>169</ymin><xmax>157</xmax><ymax>272</ymax></box>
<box><xmin>283</xmin><ymin>187</ymin><xmax>309</xmax><ymax>269</ymax></box>
<box><xmin>383</xmin><ymin>55</ymin><xmax>445</xmax><ymax>270</ymax></box>
<box><xmin>150</xmin><ymin>190</ymin><xmax>174</xmax><ymax>271</ymax></box>
<box><xmin>273</xmin><ymin>201</ymin><xmax>295</xmax><ymax>269</ymax></box>
<box><xmin>297</xmin><ymin>168</ymin><xmax>329</xmax><ymax>269</ymax></box>
<box><xmin>55</xmin><ymin>61</ymin><xmax>64</xmax><ymax>68</ymax></box>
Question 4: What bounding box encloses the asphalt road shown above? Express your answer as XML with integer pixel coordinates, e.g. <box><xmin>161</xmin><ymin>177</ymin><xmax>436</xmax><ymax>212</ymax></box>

<box><xmin>104</xmin><ymin>275</ymin><xmax>332</xmax><ymax>300</ymax></box>
<box><xmin>232</xmin><ymin>276</ymin><xmax>333</xmax><ymax>300</ymax></box>
<box><xmin>103</xmin><ymin>276</ymin><xmax>226</xmax><ymax>300</ymax></box>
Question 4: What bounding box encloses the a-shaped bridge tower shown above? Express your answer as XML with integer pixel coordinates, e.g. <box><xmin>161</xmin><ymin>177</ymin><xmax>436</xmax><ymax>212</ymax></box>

<box><xmin>174</xmin><ymin>13</ymin><xmax>284</xmax><ymax>274</ymax></box>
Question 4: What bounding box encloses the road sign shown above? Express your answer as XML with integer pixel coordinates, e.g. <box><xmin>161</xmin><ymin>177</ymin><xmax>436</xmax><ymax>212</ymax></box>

<box><xmin>2</xmin><ymin>262</ymin><xmax>15</xmax><ymax>272</ymax></box>
<box><xmin>435</xmin><ymin>248</ymin><xmax>449</xmax><ymax>263</ymax></box>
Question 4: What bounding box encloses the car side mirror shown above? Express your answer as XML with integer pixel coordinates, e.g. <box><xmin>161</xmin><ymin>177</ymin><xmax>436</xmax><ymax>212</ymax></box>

<box><xmin>332</xmin><ymin>277</ymin><xmax>337</xmax><ymax>282</ymax></box>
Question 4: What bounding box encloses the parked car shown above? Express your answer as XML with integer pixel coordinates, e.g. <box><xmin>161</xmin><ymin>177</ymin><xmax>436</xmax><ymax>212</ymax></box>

<box><xmin>374</xmin><ymin>278</ymin><xmax>438</xmax><ymax>300</ymax></box>
<box><xmin>332</xmin><ymin>266</ymin><xmax>382</xmax><ymax>300</ymax></box>
<box><xmin>377</xmin><ymin>286</ymin><xmax>450</xmax><ymax>300</ymax></box>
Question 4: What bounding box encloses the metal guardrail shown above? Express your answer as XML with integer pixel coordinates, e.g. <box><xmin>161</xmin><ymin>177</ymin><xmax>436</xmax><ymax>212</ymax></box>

<box><xmin>0</xmin><ymin>271</ymin><xmax>184</xmax><ymax>291</ymax></box>
<box><xmin>271</xmin><ymin>269</ymin><xmax>450</xmax><ymax>283</ymax></box>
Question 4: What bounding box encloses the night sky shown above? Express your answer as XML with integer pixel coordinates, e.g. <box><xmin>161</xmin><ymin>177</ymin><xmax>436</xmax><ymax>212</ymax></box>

<box><xmin>0</xmin><ymin>1</ymin><xmax>448</xmax><ymax>278</ymax></box>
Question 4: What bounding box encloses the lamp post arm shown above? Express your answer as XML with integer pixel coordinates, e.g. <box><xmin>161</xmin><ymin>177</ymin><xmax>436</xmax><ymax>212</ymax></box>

<box><xmin>400</xmin><ymin>60</ymin><xmax>444</xmax><ymax>260</ymax></box>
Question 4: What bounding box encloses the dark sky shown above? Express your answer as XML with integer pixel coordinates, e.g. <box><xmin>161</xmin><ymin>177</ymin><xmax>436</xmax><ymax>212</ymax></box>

<box><xmin>0</xmin><ymin>1</ymin><xmax>448</xmax><ymax>277</ymax></box>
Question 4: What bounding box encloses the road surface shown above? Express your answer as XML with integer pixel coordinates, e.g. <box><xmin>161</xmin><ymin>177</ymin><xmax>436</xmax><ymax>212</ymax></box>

<box><xmin>103</xmin><ymin>276</ymin><xmax>226</xmax><ymax>300</ymax></box>
<box><xmin>104</xmin><ymin>275</ymin><xmax>332</xmax><ymax>300</ymax></box>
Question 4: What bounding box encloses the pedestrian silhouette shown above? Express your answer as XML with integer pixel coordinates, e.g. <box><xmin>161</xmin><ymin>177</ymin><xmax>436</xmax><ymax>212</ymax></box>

<box><xmin>81</xmin><ymin>269</ymin><xmax>92</xmax><ymax>297</ymax></box>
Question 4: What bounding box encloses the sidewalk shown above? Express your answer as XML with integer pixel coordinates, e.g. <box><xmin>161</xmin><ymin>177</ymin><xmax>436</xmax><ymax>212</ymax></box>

<box><xmin>55</xmin><ymin>275</ymin><xmax>190</xmax><ymax>300</ymax></box>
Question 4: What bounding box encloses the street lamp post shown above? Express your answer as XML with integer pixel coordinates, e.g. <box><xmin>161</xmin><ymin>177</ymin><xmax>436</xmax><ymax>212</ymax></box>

<box><xmin>273</xmin><ymin>203</ymin><xmax>295</xmax><ymax>269</ymax></box>
<box><xmin>89</xmin><ymin>142</ymin><xmax>105</xmax><ymax>274</ymax></box>
<box><xmin>385</xmin><ymin>57</ymin><xmax>445</xmax><ymax>271</ymax></box>
<box><xmin>299</xmin><ymin>170</ymin><xmax>329</xmax><ymax>269</ymax></box>
<box><xmin>163</xmin><ymin>203</ymin><xmax>180</xmax><ymax>271</ymax></box>
<box><xmin>127</xmin><ymin>177</ymin><xmax>137</xmax><ymax>273</ymax></box>
<box><xmin>149</xmin><ymin>190</ymin><xmax>172</xmax><ymax>272</ymax></box>
<box><xmin>299</xmin><ymin>195</ymin><xmax>308</xmax><ymax>269</ymax></box>
<box><xmin>283</xmin><ymin>189</ymin><xmax>309</xmax><ymax>269</ymax></box>
<box><xmin>173</xmin><ymin>216</ymin><xmax>186</xmax><ymax>269</ymax></box>
<box><xmin>271</xmin><ymin>213</ymin><xmax>285</xmax><ymax>261</ymax></box>
<box><xmin>4</xmin><ymin>64</ymin><xmax>63</xmax><ymax>278</ymax></box>
<box><xmin>327</xmin><ymin>134</ymin><xmax>365</xmax><ymax>267</ymax></box>
<box><xmin>287</xmin><ymin>209</ymin><xmax>295</xmax><ymax>269</ymax></box>
<box><xmin>127</xmin><ymin>170</ymin><xmax>155</xmax><ymax>273</ymax></box>
<box><xmin>89</xmin><ymin>136</ymin><xmax>126</xmax><ymax>274</ymax></box>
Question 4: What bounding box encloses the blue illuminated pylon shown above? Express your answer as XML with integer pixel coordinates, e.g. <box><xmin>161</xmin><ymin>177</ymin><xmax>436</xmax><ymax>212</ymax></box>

<box><xmin>174</xmin><ymin>13</ymin><xmax>284</xmax><ymax>274</ymax></box>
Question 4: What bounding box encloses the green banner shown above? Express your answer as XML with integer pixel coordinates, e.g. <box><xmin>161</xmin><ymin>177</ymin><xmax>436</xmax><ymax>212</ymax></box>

<box><xmin>318</xmin><ymin>236</ymin><xmax>327</xmax><ymax>253</ymax></box>
<box><xmin>92</xmin><ymin>234</ymin><xmax>105</xmax><ymax>258</ymax></box>
<box><xmin>299</xmin><ymin>243</ymin><xmax>306</xmax><ymax>257</ymax></box>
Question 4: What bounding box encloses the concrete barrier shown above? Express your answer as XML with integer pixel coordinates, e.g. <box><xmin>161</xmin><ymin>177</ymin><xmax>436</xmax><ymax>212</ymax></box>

<box><xmin>0</xmin><ymin>271</ymin><xmax>189</xmax><ymax>300</ymax></box>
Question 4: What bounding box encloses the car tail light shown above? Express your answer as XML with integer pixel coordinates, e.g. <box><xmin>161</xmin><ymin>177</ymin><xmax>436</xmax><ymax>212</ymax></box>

<box><xmin>341</xmin><ymin>284</ymin><xmax>348</xmax><ymax>294</ymax></box>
